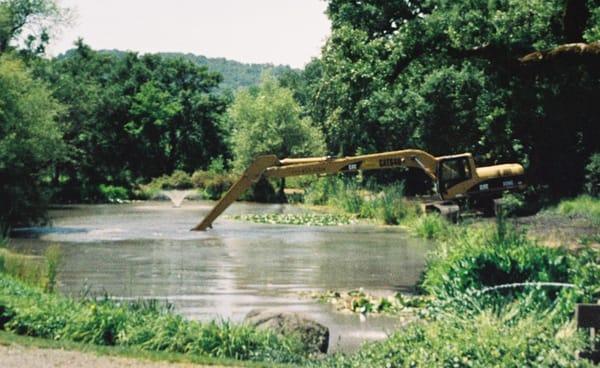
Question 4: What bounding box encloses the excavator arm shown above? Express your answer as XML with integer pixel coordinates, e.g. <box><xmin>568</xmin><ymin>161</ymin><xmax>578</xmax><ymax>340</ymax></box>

<box><xmin>192</xmin><ymin>149</ymin><xmax>438</xmax><ymax>231</ymax></box>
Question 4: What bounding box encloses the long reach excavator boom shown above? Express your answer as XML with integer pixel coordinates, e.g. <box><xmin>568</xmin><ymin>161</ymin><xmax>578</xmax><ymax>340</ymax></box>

<box><xmin>192</xmin><ymin>149</ymin><xmax>525</xmax><ymax>231</ymax></box>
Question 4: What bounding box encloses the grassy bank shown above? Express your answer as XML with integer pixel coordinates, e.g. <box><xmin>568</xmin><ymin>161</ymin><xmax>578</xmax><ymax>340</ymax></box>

<box><xmin>318</xmin><ymin>305</ymin><xmax>590</xmax><ymax>367</ymax></box>
<box><xmin>0</xmin><ymin>273</ymin><xmax>308</xmax><ymax>365</ymax></box>
<box><xmin>3</xmin><ymin>194</ymin><xmax>599</xmax><ymax>367</ymax></box>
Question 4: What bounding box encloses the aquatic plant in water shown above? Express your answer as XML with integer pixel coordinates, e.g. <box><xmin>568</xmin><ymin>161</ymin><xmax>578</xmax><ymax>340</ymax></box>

<box><xmin>231</xmin><ymin>213</ymin><xmax>353</xmax><ymax>226</ymax></box>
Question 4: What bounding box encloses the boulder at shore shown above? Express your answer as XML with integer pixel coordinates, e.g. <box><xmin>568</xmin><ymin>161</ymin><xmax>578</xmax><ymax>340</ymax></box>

<box><xmin>244</xmin><ymin>309</ymin><xmax>329</xmax><ymax>354</ymax></box>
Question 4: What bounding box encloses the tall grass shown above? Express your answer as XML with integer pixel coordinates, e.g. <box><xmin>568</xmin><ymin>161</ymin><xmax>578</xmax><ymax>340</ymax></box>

<box><xmin>44</xmin><ymin>244</ymin><xmax>61</xmax><ymax>293</ymax></box>
<box><xmin>304</xmin><ymin>177</ymin><xmax>420</xmax><ymax>225</ymax></box>
<box><xmin>556</xmin><ymin>195</ymin><xmax>600</xmax><ymax>224</ymax></box>
<box><xmin>0</xmin><ymin>275</ymin><xmax>307</xmax><ymax>364</ymax></box>
<box><xmin>0</xmin><ymin>248</ymin><xmax>47</xmax><ymax>287</ymax></box>
<box><xmin>411</xmin><ymin>213</ymin><xmax>452</xmax><ymax>240</ymax></box>
<box><xmin>0</xmin><ymin>244</ymin><xmax>61</xmax><ymax>291</ymax></box>
<box><xmin>319</xmin><ymin>302</ymin><xmax>589</xmax><ymax>368</ymax></box>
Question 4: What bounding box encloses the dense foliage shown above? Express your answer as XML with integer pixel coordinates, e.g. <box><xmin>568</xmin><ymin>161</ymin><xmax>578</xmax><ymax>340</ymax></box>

<box><xmin>33</xmin><ymin>41</ymin><xmax>229</xmax><ymax>202</ymax></box>
<box><xmin>422</xmin><ymin>223</ymin><xmax>600</xmax><ymax>312</ymax></box>
<box><xmin>0</xmin><ymin>55</ymin><xmax>63</xmax><ymax>231</ymax></box>
<box><xmin>293</xmin><ymin>0</ymin><xmax>600</xmax><ymax>198</ymax></box>
<box><xmin>228</xmin><ymin>75</ymin><xmax>326</xmax><ymax>172</ymax></box>
<box><xmin>318</xmin><ymin>307</ymin><xmax>590</xmax><ymax>368</ymax></box>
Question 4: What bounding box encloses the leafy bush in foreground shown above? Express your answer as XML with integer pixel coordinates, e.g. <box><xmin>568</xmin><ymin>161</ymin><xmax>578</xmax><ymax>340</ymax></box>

<box><xmin>318</xmin><ymin>304</ymin><xmax>590</xmax><ymax>368</ymax></box>
<box><xmin>421</xmin><ymin>223</ymin><xmax>600</xmax><ymax>320</ymax></box>
<box><xmin>0</xmin><ymin>275</ymin><xmax>307</xmax><ymax>364</ymax></box>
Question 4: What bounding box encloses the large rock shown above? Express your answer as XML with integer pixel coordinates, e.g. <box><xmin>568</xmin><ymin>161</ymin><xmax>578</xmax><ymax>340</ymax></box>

<box><xmin>244</xmin><ymin>309</ymin><xmax>329</xmax><ymax>354</ymax></box>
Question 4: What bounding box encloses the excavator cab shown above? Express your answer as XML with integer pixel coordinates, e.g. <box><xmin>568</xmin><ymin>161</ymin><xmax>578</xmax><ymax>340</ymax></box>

<box><xmin>437</xmin><ymin>155</ymin><xmax>474</xmax><ymax>196</ymax></box>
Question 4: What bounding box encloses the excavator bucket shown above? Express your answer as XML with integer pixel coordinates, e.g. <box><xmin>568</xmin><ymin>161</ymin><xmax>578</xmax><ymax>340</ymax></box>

<box><xmin>191</xmin><ymin>155</ymin><xmax>280</xmax><ymax>231</ymax></box>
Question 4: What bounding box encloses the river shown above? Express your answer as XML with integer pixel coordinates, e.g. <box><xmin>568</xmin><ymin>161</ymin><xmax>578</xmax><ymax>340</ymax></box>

<box><xmin>10</xmin><ymin>200</ymin><xmax>432</xmax><ymax>352</ymax></box>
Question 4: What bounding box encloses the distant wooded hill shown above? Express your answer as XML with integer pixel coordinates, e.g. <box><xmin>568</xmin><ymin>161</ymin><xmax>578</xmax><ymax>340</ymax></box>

<box><xmin>60</xmin><ymin>49</ymin><xmax>295</xmax><ymax>91</ymax></box>
<box><xmin>159</xmin><ymin>53</ymin><xmax>295</xmax><ymax>91</ymax></box>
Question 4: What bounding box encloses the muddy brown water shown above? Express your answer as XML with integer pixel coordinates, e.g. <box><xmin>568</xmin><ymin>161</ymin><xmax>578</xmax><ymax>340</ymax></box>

<box><xmin>9</xmin><ymin>200</ymin><xmax>433</xmax><ymax>353</ymax></box>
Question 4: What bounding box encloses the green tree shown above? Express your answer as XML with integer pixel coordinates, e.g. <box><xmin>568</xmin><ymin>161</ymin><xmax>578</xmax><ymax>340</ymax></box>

<box><xmin>36</xmin><ymin>41</ymin><xmax>229</xmax><ymax>200</ymax></box>
<box><xmin>297</xmin><ymin>0</ymin><xmax>600</xmax><ymax>197</ymax></box>
<box><xmin>229</xmin><ymin>75</ymin><xmax>326</xmax><ymax>194</ymax></box>
<box><xmin>0</xmin><ymin>55</ymin><xmax>64</xmax><ymax>231</ymax></box>
<box><xmin>0</xmin><ymin>0</ymin><xmax>69</xmax><ymax>54</ymax></box>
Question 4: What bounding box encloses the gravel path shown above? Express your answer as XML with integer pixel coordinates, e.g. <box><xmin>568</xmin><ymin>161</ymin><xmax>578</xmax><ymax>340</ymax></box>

<box><xmin>0</xmin><ymin>344</ymin><xmax>227</xmax><ymax>368</ymax></box>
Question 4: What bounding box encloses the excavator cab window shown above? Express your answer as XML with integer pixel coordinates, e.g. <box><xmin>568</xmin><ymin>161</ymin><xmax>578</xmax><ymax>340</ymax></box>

<box><xmin>438</xmin><ymin>157</ymin><xmax>472</xmax><ymax>193</ymax></box>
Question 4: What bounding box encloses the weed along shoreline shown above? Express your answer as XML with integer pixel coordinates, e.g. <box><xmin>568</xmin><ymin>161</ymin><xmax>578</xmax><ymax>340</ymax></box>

<box><xmin>1</xmin><ymin>193</ymin><xmax>599</xmax><ymax>366</ymax></box>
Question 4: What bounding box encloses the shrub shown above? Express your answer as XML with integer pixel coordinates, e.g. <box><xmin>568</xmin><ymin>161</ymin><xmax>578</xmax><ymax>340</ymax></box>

<box><xmin>191</xmin><ymin>170</ymin><xmax>212</xmax><ymax>189</ymax></box>
<box><xmin>421</xmin><ymin>223</ymin><xmax>600</xmax><ymax>318</ymax></box>
<box><xmin>207</xmin><ymin>156</ymin><xmax>226</xmax><ymax>174</ymax></box>
<box><xmin>242</xmin><ymin>177</ymin><xmax>279</xmax><ymax>203</ymax></box>
<box><xmin>585</xmin><ymin>153</ymin><xmax>600</xmax><ymax>197</ymax></box>
<box><xmin>98</xmin><ymin>185</ymin><xmax>129</xmax><ymax>203</ymax></box>
<box><xmin>144</xmin><ymin>171</ymin><xmax>193</xmax><ymax>192</ymax></box>
<box><xmin>320</xmin><ymin>304</ymin><xmax>589</xmax><ymax>368</ymax></box>
<box><xmin>412</xmin><ymin>213</ymin><xmax>451</xmax><ymax>240</ymax></box>
<box><xmin>166</xmin><ymin>170</ymin><xmax>193</xmax><ymax>189</ymax></box>
<box><xmin>498</xmin><ymin>192</ymin><xmax>526</xmax><ymax>217</ymax></box>
<box><xmin>201</xmin><ymin>174</ymin><xmax>234</xmax><ymax>200</ymax></box>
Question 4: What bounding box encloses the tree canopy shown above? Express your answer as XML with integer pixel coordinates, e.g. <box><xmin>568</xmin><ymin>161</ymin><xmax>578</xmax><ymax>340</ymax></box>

<box><xmin>0</xmin><ymin>0</ymin><xmax>68</xmax><ymax>54</ymax></box>
<box><xmin>297</xmin><ymin>0</ymin><xmax>600</xmax><ymax>197</ymax></box>
<box><xmin>35</xmin><ymin>41</ymin><xmax>229</xmax><ymax>201</ymax></box>
<box><xmin>229</xmin><ymin>75</ymin><xmax>326</xmax><ymax>172</ymax></box>
<box><xmin>0</xmin><ymin>55</ymin><xmax>63</xmax><ymax>229</ymax></box>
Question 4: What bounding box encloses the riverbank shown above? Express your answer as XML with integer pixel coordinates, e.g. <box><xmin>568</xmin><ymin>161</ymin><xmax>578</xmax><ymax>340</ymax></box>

<box><xmin>3</xmin><ymin>196</ymin><xmax>599</xmax><ymax>366</ymax></box>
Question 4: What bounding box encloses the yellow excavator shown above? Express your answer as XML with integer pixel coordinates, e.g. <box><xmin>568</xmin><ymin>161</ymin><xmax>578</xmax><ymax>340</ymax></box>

<box><xmin>192</xmin><ymin>149</ymin><xmax>525</xmax><ymax>231</ymax></box>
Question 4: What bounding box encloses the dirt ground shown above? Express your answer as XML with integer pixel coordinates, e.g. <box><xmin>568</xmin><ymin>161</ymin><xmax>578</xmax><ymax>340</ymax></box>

<box><xmin>0</xmin><ymin>344</ymin><xmax>228</xmax><ymax>368</ymax></box>
<box><xmin>513</xmin><ymin>212</ymin><xmax>599</xmax><ymax>249</ymax></box>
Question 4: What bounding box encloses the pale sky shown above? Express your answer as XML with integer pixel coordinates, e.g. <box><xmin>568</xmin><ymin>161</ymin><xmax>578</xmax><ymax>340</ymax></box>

<box><xmin>48</xmin><ymin>0</ymin><xmax>331</xmax><ymax>68</ymax></box>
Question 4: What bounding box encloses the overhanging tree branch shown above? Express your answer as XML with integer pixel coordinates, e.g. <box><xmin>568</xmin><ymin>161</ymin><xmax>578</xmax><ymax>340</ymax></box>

<box><xmin>519</xmin><ymin>42</ymin><xmax>600</xmax><ymax>66</ymax></box>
